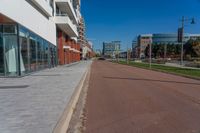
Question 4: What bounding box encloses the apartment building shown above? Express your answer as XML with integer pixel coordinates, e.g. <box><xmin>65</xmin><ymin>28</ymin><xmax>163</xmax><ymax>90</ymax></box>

<box><xmin>0</xmin><ymin>0</ymin><xmax>81</xmax><ymax>76</ymax></box>
<box><xmin>77</xmin><ymin>16</ymin><xmax>94</xmax><ymax>59</ymax></box>
<box><xmin>78</xmin><ymin>17</ymin><xmax>86</xmax><ymax>59</ymax></box>
<box><xmin>55</xmin><ymin>0</ymin><xmax>81</xmax><ymax>65</ymax></box>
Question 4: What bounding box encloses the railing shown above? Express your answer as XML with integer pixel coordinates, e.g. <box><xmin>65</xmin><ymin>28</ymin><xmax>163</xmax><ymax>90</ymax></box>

<box><xmin>55</xmin><ymin>14</ymin><xmax>68</xmax><ymax>17</ymax></box>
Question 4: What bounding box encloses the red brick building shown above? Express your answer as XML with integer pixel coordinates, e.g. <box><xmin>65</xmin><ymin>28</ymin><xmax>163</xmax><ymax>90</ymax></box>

<box><xmin>57</xmin><ymin>30</ymin><xmax>81</xmax><ymax>65</ymax></box>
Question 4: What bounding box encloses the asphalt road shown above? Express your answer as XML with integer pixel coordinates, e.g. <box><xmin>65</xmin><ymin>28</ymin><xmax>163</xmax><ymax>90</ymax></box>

<box><xmin>84</xmin><ymin>60</ymin><xmax>200</xmax><ymax>133</ymax></box>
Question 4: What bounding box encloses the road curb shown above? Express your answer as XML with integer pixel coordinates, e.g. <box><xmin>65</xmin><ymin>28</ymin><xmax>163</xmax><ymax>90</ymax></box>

<box><xmin>53</xmin><ymin>62</ymin><xmax>91</xmax><ymax>133</ymax></box>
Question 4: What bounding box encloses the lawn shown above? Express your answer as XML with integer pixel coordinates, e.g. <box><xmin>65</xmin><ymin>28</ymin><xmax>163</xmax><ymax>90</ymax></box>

<box><xmin>114</xmin><ymin>60</ymin><xmax>200</xmax><ymax>79</ymax></box>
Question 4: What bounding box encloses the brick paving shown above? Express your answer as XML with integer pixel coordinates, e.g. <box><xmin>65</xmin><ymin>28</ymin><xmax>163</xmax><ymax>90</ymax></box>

<box><xmin>0</xmin><ymin>61</ymin><xmax>91</xmax><ymax>133</ymax></box>
<box><xmin>84</xmin><ymin>60</ymin><xmax>200</xmax><ymax>133</ymax></box>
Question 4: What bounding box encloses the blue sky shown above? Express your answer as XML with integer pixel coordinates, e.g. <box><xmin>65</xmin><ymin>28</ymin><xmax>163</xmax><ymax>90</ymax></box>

<box><xmin>81</xmin><ymin>0</ymin><xmax>200</xmax><ymax>51</ymax></box>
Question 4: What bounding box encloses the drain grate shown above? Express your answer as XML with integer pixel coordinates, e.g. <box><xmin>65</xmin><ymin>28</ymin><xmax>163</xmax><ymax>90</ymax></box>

<box><xmin>0</xmin><ymin>85</ymin><xmax>29</xmax><ymax>89</ymax></box>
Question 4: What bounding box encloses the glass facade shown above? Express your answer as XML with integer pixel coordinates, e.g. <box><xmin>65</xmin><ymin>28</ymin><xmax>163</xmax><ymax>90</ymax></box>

<box><xmin>19</xmin><ymin>27</ymin><xmax>29</xmax><ymax>74</ymax></box>
<box><xmin>0</xmin><ymin>25</ymin><xmax>4</xmax><ymax>75</ymax></box>
<box><xmin>3</xmin><ymin>25</ymin><xmax>18</xmax><ymax>76</ymax></box>
<box><xmin>152</xmin><ymin>33</ymin><xmax>190</xmax><ymax>44</ymax></box>
<box><xmin>0</xmin><ymin>24</ymin><xmax>57</xmax><ymax>77</ymax></box>
<box><xmin>29</xmin><ymin>34</ymin><xmax>37</xmax><ymax>72</ymax></box>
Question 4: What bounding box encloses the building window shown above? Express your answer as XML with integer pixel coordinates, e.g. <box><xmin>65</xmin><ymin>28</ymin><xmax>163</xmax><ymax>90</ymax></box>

<box><xmin>43</xmin><ymin>40</ymin><xmax>49</xmax><ymax>68</ymax></box>
<box><xmin>37</xmin><ymin>37</ymin><xmax>44</xmax><ymax>69</ymax></box>
<box><xmin>19</xmin><ymin>28</ymin><xmax>29</xmax><ymax>74</ymax></box>
<box><xmin>3</xmin><ymin>34</ymin><xmax>18</xmax><ymax>76</ymax></box>
<box><xmin>3</xmin><ymin>25</ymin><xmax>17</xmax><ymax>34</ymax></box>
<box><xmin>29</xmin><ymin>34</ymin><xmax>37</xmax><ymax>72</ymax></box>
<box><xmin>2</xmin><ymin>24</ymin><xmax>18</xmax><ymax>76</ymax></box>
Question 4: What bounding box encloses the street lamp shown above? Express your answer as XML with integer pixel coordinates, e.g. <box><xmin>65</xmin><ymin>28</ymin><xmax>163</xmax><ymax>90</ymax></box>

<box><xmin>179</xmin><ymin>16</ymin><xmax>195</xmax><ymax>66</ymax></box>
<box><xmin>149</xmin><ymin>42</ymin><xmax>152</xmax><ymax>69</ymax></box>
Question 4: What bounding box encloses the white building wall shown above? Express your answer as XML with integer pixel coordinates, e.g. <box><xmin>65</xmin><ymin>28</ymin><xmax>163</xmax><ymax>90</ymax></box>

<box><xmin>0</xmin><ymin>0</ymin><xmax>56</xmax><ymax>45</ymax></box>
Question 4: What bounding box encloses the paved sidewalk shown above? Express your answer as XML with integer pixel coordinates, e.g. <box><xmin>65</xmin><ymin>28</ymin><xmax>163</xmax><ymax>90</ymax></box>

<box><xmin>0</xmin><ymin>61</ymin><xmax>91</xmax><ymax>133</ymax></box>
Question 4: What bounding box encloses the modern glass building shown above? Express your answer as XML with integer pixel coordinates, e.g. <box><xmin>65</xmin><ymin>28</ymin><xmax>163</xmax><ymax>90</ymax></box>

<box><xmin>152</xmin><ymin>33</ymin><xmax>190</xmax><ymax>44</ymax></box>
<box><xmin>103</xmin><ymin>41</ymin><xmax>121</xmax><ymax>57</ymax></box>
<box><xmin>0</xmin><ymin>24</ymin><xmax>57</xmax><ymax>77</ymax></box>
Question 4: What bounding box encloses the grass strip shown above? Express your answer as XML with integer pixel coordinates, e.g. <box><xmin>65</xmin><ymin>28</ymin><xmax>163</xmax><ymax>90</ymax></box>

<box><xmin>114</xmin><ymin>60</ymin><xmax>200</xmax><ymax>80</ymax></box>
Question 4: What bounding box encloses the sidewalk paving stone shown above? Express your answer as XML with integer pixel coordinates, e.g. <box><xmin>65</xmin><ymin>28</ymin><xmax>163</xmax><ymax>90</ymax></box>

<box><xmin>0</xmin><ymin>61</ymin><xmax>91</xmax><ymax>133</ymax></box>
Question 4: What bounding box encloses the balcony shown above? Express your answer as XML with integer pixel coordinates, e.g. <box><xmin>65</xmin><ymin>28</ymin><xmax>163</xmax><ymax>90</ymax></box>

<box><xmin>55</xmin><ymin>0</ymin><xmax>78</xmax><ymax>24</ymax></box>
<box><xmin>54</xmin><ymin>14</ymin><xmax>78</xmax><ymax>37</ymax></box>
<box><xmin>30</xmin><ymin>0</ymin><xmax>53</xmax><ymax>17</ymax></box>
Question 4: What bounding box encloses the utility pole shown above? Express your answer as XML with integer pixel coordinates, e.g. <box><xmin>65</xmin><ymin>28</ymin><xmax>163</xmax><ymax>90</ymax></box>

<box><xmin>181</xmin><ymin>16</ymin><xmax>184</xmax><ymax>66</ymax></box>
<box><xmin>179</xmin><ymin>16</ymin><xmax>195</xmax><ymax>66</ymax></box>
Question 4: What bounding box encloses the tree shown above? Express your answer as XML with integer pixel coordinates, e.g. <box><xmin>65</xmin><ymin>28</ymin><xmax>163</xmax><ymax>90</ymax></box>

<box><xmin>192</xmin><ymin>39</ymin><xmax>200</xmax><ymax>57</ymax></box>
<box><xmin>145</xmin><ymin>44</ymin><xmax>150</xmax><ymax>57</ymax></box>
<box><xmin>184</xmin><ymin>39</ymin><xmax>200</xmax><ymax>57</ymax></box>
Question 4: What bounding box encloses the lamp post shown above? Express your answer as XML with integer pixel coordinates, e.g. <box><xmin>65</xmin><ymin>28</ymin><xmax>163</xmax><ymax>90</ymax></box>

<box><xmin>149</xmin><ymin>43</ymin><xmax>152</xmax><ymax>69</ymax></box>
<box><xmin>179</xmin><ymin>16</ymin><xmax>195</xmax><ymax>66</ymax></box>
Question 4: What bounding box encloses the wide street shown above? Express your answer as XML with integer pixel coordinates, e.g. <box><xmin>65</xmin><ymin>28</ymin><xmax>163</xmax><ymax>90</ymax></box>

<box><xmin>84</xmin><ymin>60</ymin><xmax>200</xmax><ymax>133</ymax></box>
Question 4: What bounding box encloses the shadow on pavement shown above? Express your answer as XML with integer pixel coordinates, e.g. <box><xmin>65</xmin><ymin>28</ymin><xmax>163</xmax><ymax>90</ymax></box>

<box><xmin>30</xmin><ymin>74</ymin><xmax>61</xmax><ymax>77</ymax></box>
<box><xmin>0</xmin><ymin>85</ymin><xmax>29</xmax><ymax>89</ymax></box>
<box><xmin>103</xmin><ymin>77</ymin><xmax>200</xmax><ymax>86</ymax></box>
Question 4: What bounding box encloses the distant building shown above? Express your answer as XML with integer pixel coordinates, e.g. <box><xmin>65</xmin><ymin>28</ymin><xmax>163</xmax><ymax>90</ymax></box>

<box><xmin>133</xmin><ymin>33</ymin><xmax>200</xmax><ymax>59</ymax></box>
<box><xmin>152</xmin><ymin>33</ymin><xmax>200</xmax><ymax>44</ymax></box>
<box><xmin>132</xmin><ymin>40</ymin><xmax>138</xmax><ymax>58</ymax></box>
<box><xmin>137</xmin><ymin>34</ymin><xmax>152</xmax><ymax>58</ymax></box>
<box><xmin>103</xmin><ymin>41</ymin><xmax>121</xmax><ymax>57</ymax></box>
<box><xmin>189</xmin><ymin>34</ymin><xmax>200</xmax><ymax>40</ymax></box>
<box><xmin>95</xmin><ymin>49</ymin><xmax>102</xmax><ymax>55</ymax></box>
<box><xmin>119</xmin><ymin>51</ymin><xmax>127</xmax><ymax>58</ymax></box>
<box><xmin>152</xmin><ymin>33</ymin><xmax>189</xmax><ymax>44</ymax></box>
<box><xmin>82</xmin><ymin>40</ymin><xmax>94</xmax><ymax>59</ymax></box>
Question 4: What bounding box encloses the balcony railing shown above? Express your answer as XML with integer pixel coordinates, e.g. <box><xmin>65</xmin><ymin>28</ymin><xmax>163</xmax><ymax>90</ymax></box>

<box><xmin>54</xmin><ymin>0</ymin><xmax>78</xmax><ymax>24</ymax></box>
<box><xmin>54</xmin><ymin>14</ymin><xmax>78</xmax><ymax>37</ymax></box>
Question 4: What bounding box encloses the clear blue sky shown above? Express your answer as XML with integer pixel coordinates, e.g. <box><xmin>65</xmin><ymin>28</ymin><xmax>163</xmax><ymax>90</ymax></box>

<box><xmin>81</xmin><ymin>0</ymin><xmax>200</xmax><ymax>51</ymax></box>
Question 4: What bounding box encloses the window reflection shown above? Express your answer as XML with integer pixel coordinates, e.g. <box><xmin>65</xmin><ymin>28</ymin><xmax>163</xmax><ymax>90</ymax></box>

<box><xmin>19</xmin><ymin>28</ymin><xmax>29</xmax><ymax>74</ymax></box>
<box><xmin>3</xmin><ymin>34</ymin><xmax>18</xmax><ymax>76</ymax></box>
<box><xmin>0</xmin><ymin>24</ymin><xmax>57</xmax><ymax>76</ymax></box>
<box><xmin>29</xmin><ymin>35</ymin><xmax>37</xmax><ymax>72</ymax></box>
<box><xmin>37</xmin><ymin>37</ymin><xmax>44</xmax><ymax>69</ymax></box>
<box><xmin>0</xmin><ymin>25</ymin><xmax>4</xmax><ymax>75</ymax></box>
